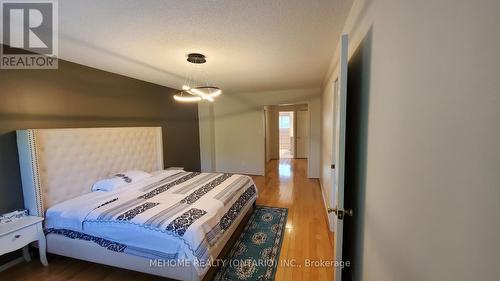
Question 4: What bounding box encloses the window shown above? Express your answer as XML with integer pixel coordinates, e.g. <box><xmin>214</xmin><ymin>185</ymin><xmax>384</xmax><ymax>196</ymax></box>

<box><xmin>279</xmin><ymin>115</ymin><xmax>290</xmax><ymax>129</ymax></box>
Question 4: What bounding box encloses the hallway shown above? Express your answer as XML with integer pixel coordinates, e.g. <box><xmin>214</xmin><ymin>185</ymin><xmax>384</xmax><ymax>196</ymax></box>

<box><xmin>252</xmin><ymin>159</ymin><xmax>334</xmax><ymax>281</ymax></box>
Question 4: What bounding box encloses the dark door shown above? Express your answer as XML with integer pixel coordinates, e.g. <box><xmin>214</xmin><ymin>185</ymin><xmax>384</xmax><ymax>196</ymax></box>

<box><xmin>342</xmin><ymin>29</ymin><xmax>372</xmax><ymax>281</ymax></box>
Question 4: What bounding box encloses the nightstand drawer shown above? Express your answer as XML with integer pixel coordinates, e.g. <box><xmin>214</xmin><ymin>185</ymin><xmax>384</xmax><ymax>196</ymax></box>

<box><xmin>0</xmin><ymin>224</ymin><xmax>38</xmax><ymax>255</ymax></box>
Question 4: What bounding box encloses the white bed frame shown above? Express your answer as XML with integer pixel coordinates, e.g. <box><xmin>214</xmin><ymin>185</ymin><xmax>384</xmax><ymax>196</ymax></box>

<box><xmin>16</xmin><ymin>127</ymin><xmax>254</xmax><ymax>281</ymax></box>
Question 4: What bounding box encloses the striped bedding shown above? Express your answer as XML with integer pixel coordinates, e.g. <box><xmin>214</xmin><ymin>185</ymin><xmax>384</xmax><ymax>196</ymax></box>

<box><xmin>45</xmin><ymin>170</ymin><xmax>257</xmax><ymax>276</ymax></box>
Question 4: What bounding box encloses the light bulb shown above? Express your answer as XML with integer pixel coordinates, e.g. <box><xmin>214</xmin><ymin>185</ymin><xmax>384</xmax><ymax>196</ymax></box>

<box><xmin>173</xmin><ymin>94</ymin><xmax>201</xmax><ymax>102</ymax></box>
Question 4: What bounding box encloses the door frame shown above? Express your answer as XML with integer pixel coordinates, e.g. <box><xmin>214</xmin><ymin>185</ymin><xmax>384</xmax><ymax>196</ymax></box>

<box><xmin>332</xmin><ymin>34</ymin><xmax>349</xmax><ymax>281</ymax></box>
<box><xmin>294</xmin><ymin>108</ymin><xmax>309</xmax><ymax>159</ymax></box>
<box><xmin>278</xmin><ymin>110</ymin><xmax>294</xmax><ymax>159</ymax></box>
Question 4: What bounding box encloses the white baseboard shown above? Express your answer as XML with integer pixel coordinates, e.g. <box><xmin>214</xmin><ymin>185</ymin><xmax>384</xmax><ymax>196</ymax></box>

<box><xmin>319</xmin><ymin>180</ymin><xmax>335</xmax><ymax>232</ymax></box>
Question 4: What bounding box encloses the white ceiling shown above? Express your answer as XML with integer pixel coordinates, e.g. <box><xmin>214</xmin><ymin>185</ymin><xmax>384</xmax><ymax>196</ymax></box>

<box><xmin>58</xmin><ymin>0</ymin><xmax>353</xmax><ymax>92</ymax></box>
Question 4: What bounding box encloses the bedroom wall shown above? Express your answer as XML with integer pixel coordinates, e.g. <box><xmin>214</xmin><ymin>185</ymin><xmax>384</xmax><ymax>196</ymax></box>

<box><xmin>198</xmin><ymin>103</ymin><xmax>216</xmax><ymax>172</ymax></box>
<box><xmin>321</xmin><ymin>0</ymin><xmax>500</xmax><ymax>280</ymax></box>
<box><xmin>198</xmin><ymin>87</ymin><xmax>321</xmax><ymax>177</ymax></box>
<box><xmin>0</xmin><ymin>57</ymin><xmax>201</xmax><ymax>214</ymax></box>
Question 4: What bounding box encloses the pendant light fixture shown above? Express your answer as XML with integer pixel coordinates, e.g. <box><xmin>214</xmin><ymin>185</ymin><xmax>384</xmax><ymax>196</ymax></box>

<box><xmin>174</xmin><ymin>53</ymin><xmax>221</xmax><ymax>103</ymax></box>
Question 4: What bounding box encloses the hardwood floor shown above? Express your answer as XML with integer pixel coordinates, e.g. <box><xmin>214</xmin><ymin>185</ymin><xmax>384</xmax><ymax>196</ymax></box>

<box><xmin>1</xmin><ymin>159</ymin><xmax>334</xmax><ymax>281</ymax></box>
<box><xmin>253</xmin><ymin>159</ymin><xmax>334</xmax><ymax>281</ymax></box>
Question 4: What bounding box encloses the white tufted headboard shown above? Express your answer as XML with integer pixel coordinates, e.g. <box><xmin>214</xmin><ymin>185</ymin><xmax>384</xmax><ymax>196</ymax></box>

<box><xmin>16</xmin><ymin>127</ymin><xmax>164</xmax><ymax>217</ymax></box>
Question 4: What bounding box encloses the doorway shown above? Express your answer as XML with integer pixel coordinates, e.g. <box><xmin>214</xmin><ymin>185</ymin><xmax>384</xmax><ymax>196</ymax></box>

<box><xmin>264</xmin><ymin>104</ymin><xmax>309</xmax><ymax>163</ymax></box>
<box><xmin>279</xmin><ymin>111</ymin><xmax>294</xmax><ymax>158</ymax></box>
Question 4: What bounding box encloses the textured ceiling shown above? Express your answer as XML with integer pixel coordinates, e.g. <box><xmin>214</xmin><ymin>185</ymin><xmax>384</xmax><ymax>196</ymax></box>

<box><xmin>57</xmin><ymin>0</ymin><xmax>353</xmax><ymax>92</ymax></box>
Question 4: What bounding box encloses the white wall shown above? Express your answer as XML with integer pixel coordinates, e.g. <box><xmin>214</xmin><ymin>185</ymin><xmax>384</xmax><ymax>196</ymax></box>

<box><xmin>320</xmin><ymin>78</ymin><xmax>337</xmax><ymax>230</ymax></box>
<box><xmin>264</xmin><ymin>106</ymin><xmax>272</xmax><ymax>162</ymax></box>
<box><xmin>199</xmin><ymin>88</ymin><xmax>321</xmax><ymax>177</ymax></box>
<box><xmin>321</xmin><ymin>0</ymin><xmax>500</xmax><ymax>280</ymax></box>
<box><xmin>198</xmin><ymin>102</ymin><xmax>216</xmax><ymax>172</ymax></box>
<box><xmin>265</xmin><ymin>105</ymin><xmax>280</xmax><ymax>161</ymax></box>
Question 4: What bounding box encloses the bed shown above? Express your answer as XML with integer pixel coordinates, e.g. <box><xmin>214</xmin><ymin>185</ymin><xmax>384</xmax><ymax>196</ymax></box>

<box><xmin>16</xmin><ymin>127</ymin><xmax>257</xmax><ymax>281</ymax></box>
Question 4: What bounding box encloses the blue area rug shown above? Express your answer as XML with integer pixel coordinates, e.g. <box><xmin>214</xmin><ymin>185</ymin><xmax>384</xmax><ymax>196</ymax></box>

<box><xmin>214</xmin><ymin>205</ymin><xmax>288</xmax><ymax>281</ymax></box>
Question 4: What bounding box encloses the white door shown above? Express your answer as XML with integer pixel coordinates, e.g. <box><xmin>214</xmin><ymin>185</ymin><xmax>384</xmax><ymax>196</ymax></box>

<box><xmin>295</xmin><ymin>110</ymin><xmax>309</xmax><ymax>158</ymax></box>
<box><xmin>333</xmin><ymin>34</ymin><xmax>349</xmax><ymax>281</ymax></box>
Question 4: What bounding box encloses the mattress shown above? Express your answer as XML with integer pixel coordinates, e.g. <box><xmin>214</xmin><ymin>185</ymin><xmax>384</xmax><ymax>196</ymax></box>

<box><xmin>45</xmin><ymin>170</ymin><xmax>258</xmax><ymax>277</ymax></box>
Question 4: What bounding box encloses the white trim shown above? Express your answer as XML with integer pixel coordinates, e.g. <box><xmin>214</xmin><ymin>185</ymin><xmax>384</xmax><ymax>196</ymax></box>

<box><xmin>319</xmin><ymin>180</ymin><xmax>334</xmax><ymax>232</ymax></box>
<box><xmin>155</xmin><ymin>127</ymin><xmax>164</xmax><ymax>169</ymax></box>
<box><xmin>16</xmin><ymin>130</ymin><xmax>43</xmax><ymax>217</ymax></box>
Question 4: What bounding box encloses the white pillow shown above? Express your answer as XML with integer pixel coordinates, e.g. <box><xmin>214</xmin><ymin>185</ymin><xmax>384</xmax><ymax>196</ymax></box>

<box><xmin>92</xmin><ymin>170</ymin><xmax>152</xmax><ymax>192</ymax></box>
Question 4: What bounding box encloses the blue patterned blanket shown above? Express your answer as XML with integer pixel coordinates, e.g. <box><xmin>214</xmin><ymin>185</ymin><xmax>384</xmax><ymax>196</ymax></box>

<box><xmin>45</xmin><ymin>171</ymin><xmax>257</xmax><ymax>276</ymax></box>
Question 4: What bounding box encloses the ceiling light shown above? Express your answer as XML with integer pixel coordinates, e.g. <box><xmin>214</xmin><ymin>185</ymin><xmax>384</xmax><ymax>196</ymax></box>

<box><xmin>173</xmin><ymin>92</ymin><xmax>202</xmax><ymax>102</ymax></box>
<box><xmin>189</xmin><ymin>87</ymin><xmax>221</xmax><ymax>100</ymax></box>
<box><xmin>173</xmin><ymin>53</ymin><xmax>222</xmax><ymax>103</ymax></box>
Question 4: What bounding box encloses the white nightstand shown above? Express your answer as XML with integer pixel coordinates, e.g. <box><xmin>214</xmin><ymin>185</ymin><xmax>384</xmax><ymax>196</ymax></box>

<box><xmin>0</xmin><ymin>216</ymin><xmax>48</xmax><ymax>266</ymax></box>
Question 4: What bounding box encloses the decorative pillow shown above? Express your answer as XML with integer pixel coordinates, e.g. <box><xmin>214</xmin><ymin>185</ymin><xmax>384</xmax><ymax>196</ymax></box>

<box><xmin>92</xmin><ymin>170</ymin><xmax>152</xmax><ymax>192</ymax></box>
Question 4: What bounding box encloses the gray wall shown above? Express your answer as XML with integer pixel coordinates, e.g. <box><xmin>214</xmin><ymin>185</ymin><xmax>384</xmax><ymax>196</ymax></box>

<box><xmin>0</xmin><ymin>57</ymin><xmax>201</xmax><ymax>214</ymax></box>
<box><xmin>322</xmin><ymin>0</ymin><xmax>500</xmax><ymax>280</ymax></box>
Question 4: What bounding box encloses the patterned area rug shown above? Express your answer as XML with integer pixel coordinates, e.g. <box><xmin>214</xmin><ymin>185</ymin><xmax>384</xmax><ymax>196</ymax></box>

<box><xmin>214</xmin><ymin>206</ymin><xmax>288</xmax><ymax>281</ymax></box>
